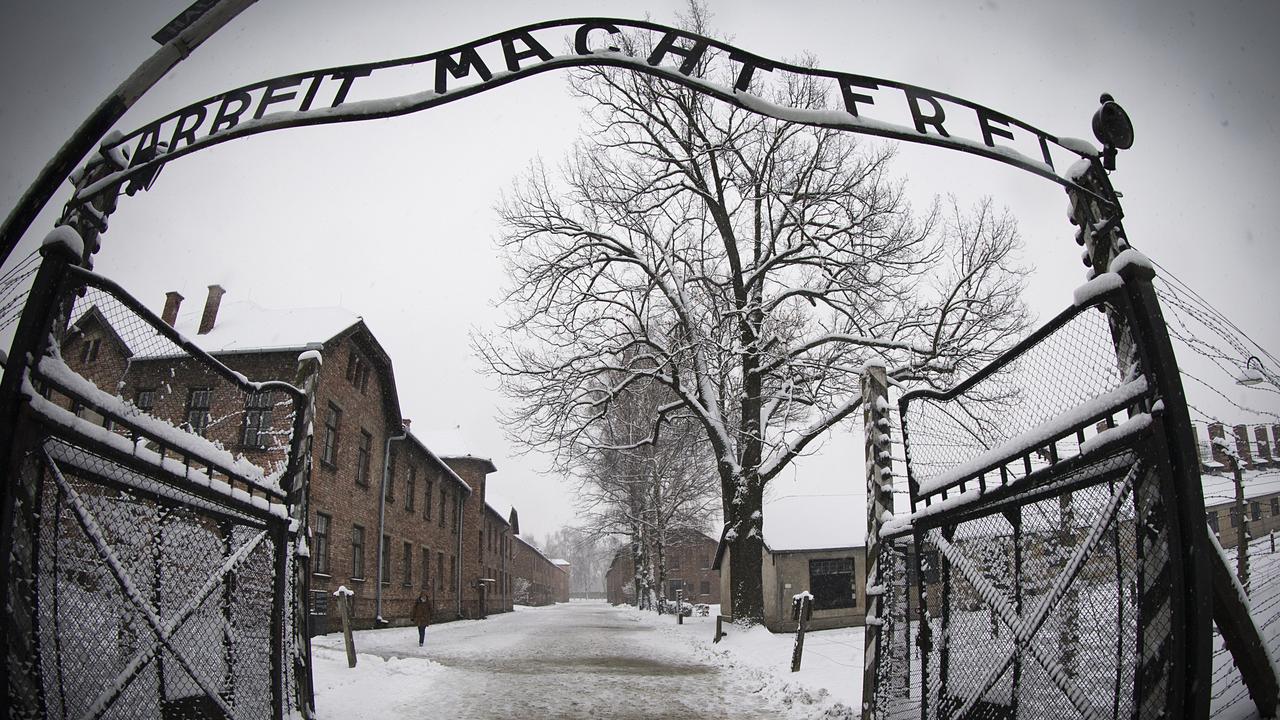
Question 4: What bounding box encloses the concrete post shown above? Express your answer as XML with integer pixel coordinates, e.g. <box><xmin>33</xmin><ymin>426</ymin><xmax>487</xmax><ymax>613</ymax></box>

<box><xmin>861</xmin><ymin>362</ymin><xmax>892</xmax><ymax>717</ymax></box>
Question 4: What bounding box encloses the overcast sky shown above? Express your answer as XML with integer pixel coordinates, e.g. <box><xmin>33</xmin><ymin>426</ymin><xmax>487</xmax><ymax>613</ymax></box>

<box><xmin>3</xmin><ymin>0</ymin><xmax>1278</xmax><ymax>543</ymax></box>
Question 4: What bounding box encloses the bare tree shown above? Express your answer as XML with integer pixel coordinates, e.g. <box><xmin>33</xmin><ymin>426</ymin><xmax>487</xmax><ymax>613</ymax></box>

<box><xmin>478</xmin><ymin>8</ymin><xmax>1030</xmax><ymax>621</ymax></box>
<box><xmin>566</xmin><ymin>371</ymin><xmax>719</xmax><ymax>611</ymax></box>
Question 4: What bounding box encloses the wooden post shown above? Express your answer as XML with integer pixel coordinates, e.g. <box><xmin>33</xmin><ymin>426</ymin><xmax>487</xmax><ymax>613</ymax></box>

<box><xmin>791</xmin><ymin>593</ymin><xmax>812</xmax><ymax>672</ymax></box>
<box><xmin>714</xmin><ymin>615</ymin><xmax>730</xmax><ymax>643</ymax></box>
<box><xmin>676</xmin><ymin>589</ymin><xmax>683</xmax><ymax>624</ymax></box>
<box><xmin>861</xmin><ymin>362</ymin><xmax>892</xmax><ymax>716</ymax></box>
<box><xmin>335</xmin><ymin>588</ymin><xmax>356</xmax><ymax>668</ymax></box>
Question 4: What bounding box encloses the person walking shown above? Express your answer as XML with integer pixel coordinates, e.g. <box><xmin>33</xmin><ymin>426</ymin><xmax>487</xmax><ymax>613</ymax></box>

<box><xmin>412</xmin><ymin>592</ymin><xmax>433</xmax><ymax>647</ymax></box>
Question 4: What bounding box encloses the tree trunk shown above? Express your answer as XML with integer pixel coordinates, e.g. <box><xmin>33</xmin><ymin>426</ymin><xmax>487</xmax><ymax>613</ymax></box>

<box><xmin>726</xmin><ymin>469</ymin><xmax>765</xmax><ymax>622</ymax></box>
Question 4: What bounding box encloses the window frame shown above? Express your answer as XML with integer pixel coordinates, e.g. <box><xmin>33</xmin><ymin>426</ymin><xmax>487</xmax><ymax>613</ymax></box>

<box><xmin>314</xmin><ymin>512</ymin><xmax>332</xmax><ymax>575</ymax></box>
<box><xmin>808</xmin><ymin>557</ymin><xmax>857</xmax><ymax>611</ymax></box>
<box><xmin>185</xmin><ymin>387</ymin><xmax>211</xmax><ymax>437</ymax></box>
<box><xmin>355</xmin><ymin>429</ymin><xmax>373</xmax><ymax>486</ymax></box>
<box><xmin>351</xmin><ymin>525</ymin><xmax>365</xmax><ymax>580</ymax></box>
<box><xmin>402</xmin><ymin>541</ymin><xmax>413</xmax><ymax>587</ymax></box>
<box><xmin>241</xmin><ymin>389</ymin><xmax>274</xmax><ymax>449</ymax></box>
<box><xmin>321</xmin><ymin>403</ymin><xmax>341</xmax><ymax>468</ymax></box>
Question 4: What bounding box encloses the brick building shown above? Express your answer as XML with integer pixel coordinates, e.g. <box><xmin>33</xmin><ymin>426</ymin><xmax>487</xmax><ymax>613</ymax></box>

<box><xmin>511</xmin><ymin>535</ymin><xmax>567</xmax><ymax>606</ymax></box>
<box><xmin>550</xmin><ymin>559</ymin><xmax>572</xmax><ymax>603</ymax></box>
<box><xmin>60</xmin><ymin>285</ymin><xmax>516</xmax><ymax>631</ymax></box>
<box><xmin>605</xmin><ymin>528</ymin><xmax>720</xmax><ymax>607</ymax></box>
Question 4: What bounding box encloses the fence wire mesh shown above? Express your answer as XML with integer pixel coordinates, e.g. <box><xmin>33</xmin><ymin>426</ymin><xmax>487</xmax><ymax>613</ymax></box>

<box><xmin>872</xmin><ymin>289</ymin><xmax>1184</xmax><ymax>719</ymax></box>
<box><xmin>48</xmin><ymin>277</ymin><xmax>299</xmax><ymax>486</ymax></box>
<box><xmin>3</xmin><ymin>261</ymin><xmax>310</xmax><ymax>719</ymax></box>
<box><xmin>902</xmin><ymin>295</ymin><xmax>1144</xmax><ymax>502</ymax></box>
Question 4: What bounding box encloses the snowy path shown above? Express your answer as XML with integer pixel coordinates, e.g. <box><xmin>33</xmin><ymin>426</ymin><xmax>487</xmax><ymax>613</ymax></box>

<box><xmin>311</xmin><ymin>602</ymin><xmax>800</xmax><ymax>719</ymax></box>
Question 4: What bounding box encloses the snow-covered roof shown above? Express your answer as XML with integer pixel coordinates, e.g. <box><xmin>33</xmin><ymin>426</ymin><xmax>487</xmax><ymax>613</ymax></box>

<box><xmin>171</xmin><ymin>300</ymin><xmax>360</xmax><ymax>354</ymax></box>
<box><xmin>485</xmin><ymin>489</ymin><xmax>514</xmax><ymax>520</ymax></box>
<box><xmin>763</xmin><ymin>494</ymin><xmax>867</xmax><ymax>552</ymax></box>
<box><xmin>1202</xmin><ymin>469</ymin><xmax>1280</xmax><ymax>509</ymax></box>
<box><xmin>402</xmin><ymin>430</ymin><xmax>472</xmax><ymax>494</ymax></box>
<box><xmin>551</xmin><ymin>558</ymin><xmax>570</xmax><ymax>567</ymax></box>
<box><xmin>416</xmin><ymin>425</ymin><xmax>495</xmax><ymax>469</ymax></box>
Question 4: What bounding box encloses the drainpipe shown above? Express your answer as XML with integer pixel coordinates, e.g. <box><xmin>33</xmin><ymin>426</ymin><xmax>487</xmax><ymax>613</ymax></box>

<box><xmin>375</xmin><ymin>428</ymin><xmax>407</xmax><ymax>622</ymax></box>
<box><xmin>456</xmin><ymin>490</ymin><xmax>464</xmax><ymax>617</ymax></box>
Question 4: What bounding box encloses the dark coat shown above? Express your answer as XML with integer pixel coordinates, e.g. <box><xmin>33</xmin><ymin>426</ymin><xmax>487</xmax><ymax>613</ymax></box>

<box><xmin>412</xmin><ymin>596</ymin><xmax>432</xmax><ymax>627</ymax></box>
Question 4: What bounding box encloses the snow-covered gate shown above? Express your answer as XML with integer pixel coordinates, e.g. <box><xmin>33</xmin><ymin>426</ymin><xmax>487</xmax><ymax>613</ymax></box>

<box><xmin>0</xmin><ymin>245</ymin><xmax>317</xmax><ymax>719</ymax></box>
<box><xmin>871</xmin><ymin>265</ymin><xmax>1203</xmax><ymax>718</ymax></box>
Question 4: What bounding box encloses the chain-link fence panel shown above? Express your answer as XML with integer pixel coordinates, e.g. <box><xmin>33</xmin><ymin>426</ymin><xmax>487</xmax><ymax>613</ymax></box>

<box><xmin>3</xmin><ymin>259</ymin><xmax>312</xmax><ymax>719</ymax></box>
<box><xmin>879</xmin><ymin>286</ymin><xmax>1188</xmax><ymax>720</ymax></box>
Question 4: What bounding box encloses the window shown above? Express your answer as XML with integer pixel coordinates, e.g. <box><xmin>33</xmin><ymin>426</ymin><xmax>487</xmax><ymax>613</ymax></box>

<box><xmin>424</xmin><ymin>476</ymin><xmax>434</xmax><ymax>520</ymax></box>
<box><xmin>699</xmin><ymin>554</ymin><xmax>709</xmax><ymax>569</ymax></box>
<box><xmin>136</xmin><ymin>389</ymin><xmax>155</xmax><ymax>413</ymax></box>
<box><xmin>81</xmin><ymin>337</ymin><xmax>101</xmax><ymax>364</ymax></box>
<box><xmin>241</xmin><ymin>389</ymin><xmax>273</xmax><ymax>448</ymax></box>
<box><xmin>1272</xmin><ymin>498</ymin><xmax>1279</xmax><ymax>516</ymax></box>
<box><xmin>185</xmin><ymin>388</ymin><xmax>211</xmax><ymax>436</ymax></box>
<box><xmin>386</xmin><ymin>453</ymin><xmax>396</xmax><ymax>501</ymax></box>
<box><xmin>1231</xmin><ymin>509</ymin><xmax>1240</xmax><ymax>528</ymax></box>
<box><xmin>1207</xmin><ymin>510</ymin><xmax>1220</xmax><ymax>533</ymax></box>
<box><xmin>402</xmin><ymin>542</ymin><xmax>413</xmax><ymax>587</ymax></box>
<box><xmin>321</xmin><ymin>403</ymin><xmax>340</xmax><ymax>467</ymax></box>
<box><xmin>700</xmin><ymin>580</ymin><xmax>711</xmax><ymax>596</ymax></box>
<box><xmin>440</xmin><ymin>487</ymin><xmax>448</xmax><ymax>527</ymax></box>
<box><xmin>351</xmin><ymin>525</ymin><xmax>365</xmax><ymax>579</ymax></box>
<box><xmin>421</xmin><ymin>547</ymin><xmax>431</xmax><ymax>589</ymax></box>
<box><xmin>438</xmin><ymin>551</ymin><xmax>445</xmax><ymax>594</ymax></box>
<box><xmin>671</xmin><ymin>556</ymin><xmax>681</xmax><ymax>570</ymax></box>
<box><xmin>381</xmin><ymin>534</ymin><xmax>392</xmax><ymax>584</ymax></box>
<box><xmin>809</xmin><ymin>557</ymin><xmax>856</xmax><ymax>610</ymax></box>
<box><xmin>1253</xmin><ymin>501</ymin><xmax>1263</xmax><ymax>522</ymax></box>
<box><xmin>356</xmin><ymin>430</ymin><xmax>373</xmax><ymax>486</ymax></box>
<box><xmin>406</xmin><ymin>466</ymin><xmax>416</xmax><ymax>512</ymax></box>
<box><xmin>450</xmin><ymin>555</ymin><xmax>457</xmax><ymax>592</ymax></box>
<box><xmin>314</xmin><ymin>513</ymin><xmax>331</xmax><ymax>574</ymax></box>
<box><xmin>346</xmin><ymin>351</ymin><xmax>369</xmax><ymax>394</ymax></box>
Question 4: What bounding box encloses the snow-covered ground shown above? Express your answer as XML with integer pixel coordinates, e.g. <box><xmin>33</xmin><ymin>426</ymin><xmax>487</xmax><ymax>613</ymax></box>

<box><xmin>311</xmin><ymin>556</ymin><xmax>1280</xmax><ymax>719</ymax></box>
<box><xmin>311</xmin><ymin>601</ymin><xmax>863</xmax><ymax>719</ymax></box>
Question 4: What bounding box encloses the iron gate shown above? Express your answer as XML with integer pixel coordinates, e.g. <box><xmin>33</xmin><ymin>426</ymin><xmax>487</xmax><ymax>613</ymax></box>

<box><xmin>1</xmin><ymin>241</ymin><xmax>315</xmax><ymax>719</ymax></box>
<box><xmin>873</xmin><ymin>266</ymin><xmax>1208</xmax><ymax>719</ymax></box>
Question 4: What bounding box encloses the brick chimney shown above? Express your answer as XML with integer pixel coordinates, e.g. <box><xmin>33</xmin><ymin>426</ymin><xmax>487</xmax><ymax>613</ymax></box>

<box><xmin>161</xmin><ymin>291</ymin><xmax>183</xmax><ymax>327</ymax></box>
<box><xmin>198</xmin><ymin>284</ymin><xmax>225</xmax><ymax>335</ymax></box>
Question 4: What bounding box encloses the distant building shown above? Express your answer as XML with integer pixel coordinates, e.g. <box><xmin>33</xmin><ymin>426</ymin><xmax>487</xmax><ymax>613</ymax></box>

<box><xmin>1202</xmin><ymin>469</ymin><xmax>1280</xmax><ymax>550</ymax></box>
<box><xmin>605</xmin><ymin>529</ymin><xmax>721</xmax><ymax>606</ymax></box>
<box><xmin>550</xmin><ymin>559</ymin><xmax>572</xmax><ymax>603</ymax></box>
<box><xmin>511</xmin><ymin>535</ymin><xmax>566</xmax><ymax>606</ymax></box>
<box><xmin>715</xmin><ymin>494</ymin><xmax>867</xmax><ymax>633</ymax></box>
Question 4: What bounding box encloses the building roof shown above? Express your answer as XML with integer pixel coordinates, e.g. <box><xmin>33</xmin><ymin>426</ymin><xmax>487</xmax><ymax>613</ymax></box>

<box><xmin>417</xmin><ymin>426</ymin><xmax>497</xmax><ymax>473</ymax></box>
<box><xmin>1202</xmin><ymin>468</ymin><xmax>1280</xmax><ymax>510</ymax></box>
<box><xmin>401</xmin><ymin>430</ymin><xmax>472</xmax><ymax>494</ymax></box>
<box><xmin>514</xmin><ymin>534</ymin><xmax>556</xmax><ymax>566</ymax></box>
<box><xmin>551</xmin><ymin>558</ymin><xmax>570</xmax><ymax>567</ymax></box>
<box><xmin>485</xmin><ymin>489</ymin><xmax>519</xmax><ymax>533</ymax></box>
<box><xmin>169</xmin><ymin>300</ymin><xmax>360</xmax><ymax>355</ymax></box>
<box><xmin>762</xmin><ymin>494</ymin><xmax>867</xmax><ymax>552</ymax></box>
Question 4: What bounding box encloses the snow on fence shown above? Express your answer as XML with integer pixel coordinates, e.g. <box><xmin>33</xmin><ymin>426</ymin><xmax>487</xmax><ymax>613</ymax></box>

<box><xmin>1</xmin><ymin>256</ymin><xmax>313</xmax><ymax>719</ymax></box>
